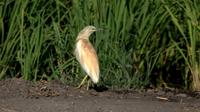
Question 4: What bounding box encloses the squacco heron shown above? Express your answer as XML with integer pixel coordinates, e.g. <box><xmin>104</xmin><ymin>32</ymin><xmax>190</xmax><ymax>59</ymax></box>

<box><xmin>74</xmin><ymin>26</ymin><xmax>100</xmax><ymax>89</ymax></box>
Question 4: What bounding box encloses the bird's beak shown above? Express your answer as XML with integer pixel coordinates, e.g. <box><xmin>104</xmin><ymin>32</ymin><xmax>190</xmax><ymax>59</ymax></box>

<box><xmin>96</xmin><ymin>28</ymin><xmax>104</xmax><ymax>31</ymax></box>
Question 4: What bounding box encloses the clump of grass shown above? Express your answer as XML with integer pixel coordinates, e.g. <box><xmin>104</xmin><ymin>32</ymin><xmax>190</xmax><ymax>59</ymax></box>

<box><xmin>164</xmin><ymin>0</ymin><xmax>200</xmax><ymax>91</ymax></box>
<box><xmin>0</xmin><ymin>0</ymin><xmax>200</xmax><ymax>91</ymax></box>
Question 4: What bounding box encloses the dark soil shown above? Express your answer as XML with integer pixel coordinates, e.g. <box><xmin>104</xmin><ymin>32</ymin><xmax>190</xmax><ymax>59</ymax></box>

<box><xmin>0</xmin><ymin>78</ymin><xmax>200</xmax><ymax>112</ymax></box>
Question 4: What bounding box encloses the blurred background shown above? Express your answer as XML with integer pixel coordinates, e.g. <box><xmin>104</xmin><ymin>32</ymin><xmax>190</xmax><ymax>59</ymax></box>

<box><xmin>0</xmin><ymin>0</ymin><xmax>200</xmax><ymax>91</ymax></box>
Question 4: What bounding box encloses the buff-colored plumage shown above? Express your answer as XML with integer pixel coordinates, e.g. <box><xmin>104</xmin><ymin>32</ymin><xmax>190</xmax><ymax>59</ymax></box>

<box><xmin>74</xmin><ymin>26</ymin><xmax>99</xmax><ymax>84</ymax></box>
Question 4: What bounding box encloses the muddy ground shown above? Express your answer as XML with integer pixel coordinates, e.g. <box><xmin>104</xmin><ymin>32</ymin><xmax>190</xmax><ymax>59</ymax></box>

<box><xmin>0</xmin><ymin>78</ymin><xmax>200</xmax><ymax>112</ymax></box>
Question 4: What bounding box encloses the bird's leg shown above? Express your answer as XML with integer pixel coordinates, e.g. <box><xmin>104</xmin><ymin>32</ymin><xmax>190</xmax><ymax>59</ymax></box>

<box><xmin>86</xmin><ymin>79</ymin><xmax>91</xmax><ymax>90</ymax></box>
<box><xmin>77</xmin><ymin>75</ymin><xmax>88</xmax><ymax>89</ymax></box>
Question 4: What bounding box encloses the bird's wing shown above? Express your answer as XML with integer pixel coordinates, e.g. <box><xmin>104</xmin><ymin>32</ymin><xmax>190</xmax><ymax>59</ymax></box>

<box><xmin>79</xmin><ymin>40</ymin><xmax>99</xmax><ymax>83</ymax></box>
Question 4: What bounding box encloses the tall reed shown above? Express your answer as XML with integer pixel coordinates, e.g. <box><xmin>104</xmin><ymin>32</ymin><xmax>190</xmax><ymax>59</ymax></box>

<box><xmin>164</xmin><ymin>0</ymin><xmax>200</xmax><ymax>91</ymax></box>
<box><xmin>0</xmin><ymin>0</ymin><xmax>200</xmax><ymax>90</ymax></box>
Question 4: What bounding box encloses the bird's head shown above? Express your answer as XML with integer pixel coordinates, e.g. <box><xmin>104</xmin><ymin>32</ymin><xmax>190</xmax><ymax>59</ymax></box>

<box><xmin>77</xmin><ymin>26</ymin><xmax>97</xmax><ymax>40</ymax></box>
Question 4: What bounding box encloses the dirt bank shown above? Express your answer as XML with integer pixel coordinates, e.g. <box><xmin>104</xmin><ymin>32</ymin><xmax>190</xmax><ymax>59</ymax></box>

<box><xmin>0</xmin><ymin>78</ymin><xmax>199</xmax><ymax>112</ymax></box>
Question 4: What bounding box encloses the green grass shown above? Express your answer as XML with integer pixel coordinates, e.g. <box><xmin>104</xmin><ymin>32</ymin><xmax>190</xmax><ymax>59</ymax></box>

<box><xmin>0</xmin><ymin>0</ymin><xmax>200</xmax><ymax>91</ymax></box>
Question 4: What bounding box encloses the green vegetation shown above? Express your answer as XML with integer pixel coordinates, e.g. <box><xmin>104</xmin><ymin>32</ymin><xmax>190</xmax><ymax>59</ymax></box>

<box><xmin>0</xmin><ymin>0</ymin><xmax>200</xmax><ymax>91</ymax></box>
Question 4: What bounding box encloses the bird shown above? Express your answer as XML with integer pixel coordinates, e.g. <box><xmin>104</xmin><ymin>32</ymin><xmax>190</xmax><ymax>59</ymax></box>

<box><xmin>74</xmin><ymin>25</ymin><xmax>100</xmax><ymax>89</ymax></box>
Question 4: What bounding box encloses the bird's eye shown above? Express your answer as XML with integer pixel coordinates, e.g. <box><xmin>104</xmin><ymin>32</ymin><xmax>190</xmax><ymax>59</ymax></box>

<box><xmin>92</xmin><ymin>27</ymin><xmax>96</xmax><ymax>31</ymax></box>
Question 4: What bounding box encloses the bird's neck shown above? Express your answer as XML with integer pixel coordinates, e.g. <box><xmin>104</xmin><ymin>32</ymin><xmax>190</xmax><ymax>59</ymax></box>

<box><xmin>76</xmin><ymin>32</ymin><xmax>90</xmax><ymax>40</ymax></box>
<box><xmin>76</xmin><ymin>37</ymin><xmax>89</xmax><ymax>42</ymax></box>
